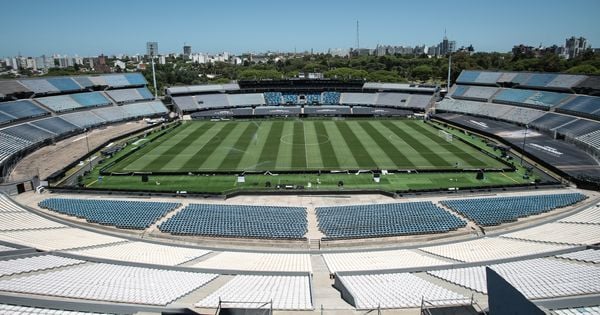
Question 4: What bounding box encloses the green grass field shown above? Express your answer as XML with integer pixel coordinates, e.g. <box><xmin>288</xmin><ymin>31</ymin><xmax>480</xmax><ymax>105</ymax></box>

<box><xmin>107</xmin><ymin>119</ymin><xmax>506</xmax><ymax>173</ymax></box>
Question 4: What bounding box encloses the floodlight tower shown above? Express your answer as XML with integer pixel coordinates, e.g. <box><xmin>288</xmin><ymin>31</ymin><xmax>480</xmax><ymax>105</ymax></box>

<box><xmin>151</xmin><ymin>55</ymin><xmax>158</xmax><ymax>99</ymax></box>
<box><xmin>356</xmin><ymin>20</ymin><xmax>360</xmax><ymax>51</ymax></box>
<box><xmin>447</xmin><ymin>53</ymin><xmax>452</xmax><ymax>91</ymax></box>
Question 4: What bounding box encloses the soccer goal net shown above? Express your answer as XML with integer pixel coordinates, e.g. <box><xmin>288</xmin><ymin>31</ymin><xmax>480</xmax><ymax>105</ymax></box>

<box><xmin>438</xmin><ymin>130</ymin><xmax>453</xmax><ymax>142</ymax></box>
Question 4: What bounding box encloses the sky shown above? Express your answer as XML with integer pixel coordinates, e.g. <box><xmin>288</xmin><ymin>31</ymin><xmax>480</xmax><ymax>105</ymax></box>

<box><xmin>1</xmin><ymin>0</ymin><xmax>599</xmax><ymax>57</ymax></box>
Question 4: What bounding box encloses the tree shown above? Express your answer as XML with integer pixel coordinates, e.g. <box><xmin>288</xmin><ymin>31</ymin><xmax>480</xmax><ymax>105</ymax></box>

<box><xmin>412</xmin><ymin>65</ymin><xmax>433</xmax><ymax>81</ymax></box>
<box><xmin>565</xmin><ymin>64</ymin><xmax>598</xmax><ymax>74</ymax></box>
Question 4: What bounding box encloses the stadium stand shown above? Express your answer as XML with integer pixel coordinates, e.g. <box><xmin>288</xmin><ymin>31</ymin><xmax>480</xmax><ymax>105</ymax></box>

<box><xmin>547</xmin><ymin>74</ymin><xmax>588</xmax><ymax>90</ymax></box>
<box><xmin>555</xmin><ymin>119</ymin><xmax>600</xmax><ymax>137</ymax></box>
<box><xmin>556</xmin><ymin>248</ymin><xmax>600</xmax><ymax>264</ymax></box>
<box><xmin>282</xmin><ymin>93</ymin><xmax>299</xmax><ymax>104</ymax></box>
<box><xmin>124</xmin><ymin>73</ymin><xmax>148</xmax><ymax>86</ymax></box>
<box><xmin>304</xmin><ymin>105</ymin><xmax>351</xmax><ymax>116</ymax></box>
<box><xmin>193</xmin><ymin>94</ymin><xmax>230</xmax><ymax>109</ymax></box>
<box><xmin>337</xmin><ymin>273</ymin><xmax>468</xmax><ymax>309</ymax></box>
<box><xmin>406</xmin><ymin>94</ymin><xmax>434</xmax><ymax>109</ymax></box>
<box><xmin>559</xmin><ymin>205</ymin><xmax>600</xmax><ymax>224</ymax></box>
<box><xmin>254</xmin><ymin>106</ymin><xmax>301</xmax><ymax>116</ymax></box>
<box><xmin>492</xmin><ymin>89</ymin><xmax>571</xmax><ymax>109</ymax></box>
<box><xmin>72</xmin><ymin>76</ymin><xmax>95</xmax><ymax>89</ymax></box>
<box><xmin>87</xmin><ymin>76</ymin><xmax>108</xmax><ymax>86</ymax></box>
<box><xmin>45</xmin><ymin>78</ymin><xmax>82</xmax><ymax>92</ymax></box>
<box><xmin>30</xmin><ymin>117</ymin><xmax>80</xmax><ymax>136</ymax></box>
<box><xmin>502</xmin><ymin>222</ymin><xmax>600</xmax><ymax>245</ymax></box>
<box><xmin>575</xmin><ymin>129</ymin><xmax>600</xmax><ymax>152</ymax></box>
<box><xmin>167</xmin><ymin>83</ymin><xmax>240</xmax><ymax>95</ymax></box>
<box><xmin>456</xmin><ymin>71</ymin><xmax>502</xmax><ymax>86</ymax></box>
<box><xmin>159</xmin><ymin>204</ymin><xmax>307</xmax><ymax>239</ymax></box>
<box><xmin>122</xmin><ymin>101</ymin><xmax>167</xmax><ymax>117</ymax></box>
<box><xmin>39</xmin><ymin>198</ymin><xmax>181</xmax><ymax>230</ymax></box>
<box><xmin>227</xmin><ymin>93</ymin><xmax>266</xmax><ymax>106</ymax></box>
<box><xmin>264</xmin><ymin>92</ymin><xmax>282</xmax><ymax>105</ymax></box>
<box><xmin>36</xmin><ymin>95</ymin><xmax>84</xmax><ymax>112</ymax></box>
<box><xmin>0</xmin><ymin>227</ymin><xmax>125</xmax><ymax>251</ymax></box>
<box><xmin>0</xmin><ymin>255</ymin><xmax>84</xmax><ymax>277</ymax></box>
<box><xmin>375</xmin><ymin>92</ymin><xmax>410</xmax><ymax>106</ymax></box>
<box><xmin>315</xmin><ymin>202</ymin><xmax>466</xmax><ymax>239</ymax></box>
<box><xmin>0</xmin><ymin>210</ymin><xmax>65</xmax><ymax>231</ymax></box>
<box><xmin>190</xmin><ymin>108</ymin><xmax>253</xmax><ymax>118</ymax></box>
<box><xmin>106</xmin><ymin>87</ymin><xmax>153</xmax><ymax>104</ymax></box>
<box><xmin>70</xmin><ymin>91</ymin><xmax>112</xmax><ymax>107</ymax></box>
<box><xmin>0</xmin><ymin>304</ymin><xmax>112</xmax><ymax>315</ymax></box>
<box><xmin>0</xmin><ymin>80</ymin><xmax>31</xmax><ymax>99</ymax></box>
<box><xmin>171</xmin><ymin>96</ymin><xmax>198</xmax><ymax>112</ymax></box>
<box><xmin>304</xmin><ymin>93</ymin><xmax>321</xmax><ymax>104</ymax></box>
<box><xmin>323</xmin><ymin>249</ymin><xmax>449</xmax><ymax>273</ymax></box>
<box><xmin>18</xmin><ymin>79</ymin><xmax>61</xmax><ymax>95</ymax></box>
<box><xmin>340</xmin><ymin>93</ymin><xmax>377</xmax><ymax>105</ymax></box>
<box><xmin>59</xmin><ymin>111</ymin><xmax>107</xmax><ymax>128</ymax></box>
<box><xmin>529</xmin><ymin>112</ymin><xmax>578</xmax><ymax>132</ymax></box>
<box><xmin>574</xmin><ymin>75</ymin><xmax>600</xmax><ymax>95</ymax></box>
<box><xmin>428</xmin><ymin>258</ymin><xmax>600</xmax><ymax>299</ymax></box>
<box><xmin>451</xmin><ymin>85</ymin><xmax>499</xmax><ymax>102</ymax></box>
<box><xmin>102</xmin><ymin>74</ymin><xmax>134</xmax><ymax>88</ymax></box>
<box><xmin>191</xmin><ymin>252</ymin><xmax>312</xmax><ymax>272</ymax></box>
<box><xmin>196</xmin><ymin>275</ymin><xmax>313</xmax><ymax>310</ymax></box>
<box><xmin>322</xmin><ymin>91</ymin><xmax>341</xmax><ymax>104</ymax></box>
<box><xmin>556</xmin><ymin>95</ymin><xmax>600</xmax><ymax>120</ymax></box>
<box><xmin>420</xmin><ymin>237</ymin><xmax>573</xmax><ymax>262</ymax></box>
<box><xmin>67</xmin><ymin>241</ymin><xmax>210</xmax><ymax>266</ymax></box>
<box><xmin>352</xmin><ymin>106</ymin><xmax>412</xmax><ymax>116</ymax></box>
<box><xmin>0</xmin><ymin>124</ymin><xmax>55</xmax><ymax>144</ymax></box>
<box><xmin>0</xmin><ymin>135</ymin><xmax>31</xmax><ymax>164</ymax></box>
<box><xmin>440</xmin><ymin>193</ymin><xmax>585</xmax><ymax>226</ymax></box>
<box><xmin>0</xmin><ymin>100</ymin><xmax>50</xmax><ymax>125</ymax></box>
<box><xmin>554</xmin><ymin>306</ymin><xmax>600</xmax><ymax>315</ymax></box>
<box><xmin>0</xmin><ymin>263</ymin><xmax>217</xmax><ymax>306</ymax></box>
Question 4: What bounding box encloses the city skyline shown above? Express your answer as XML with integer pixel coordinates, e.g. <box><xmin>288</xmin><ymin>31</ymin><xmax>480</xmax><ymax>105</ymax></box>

<box><xmin>1</xmin><ymin>0</ymin><xmax>599</xmax><ymax>57</ymax></box>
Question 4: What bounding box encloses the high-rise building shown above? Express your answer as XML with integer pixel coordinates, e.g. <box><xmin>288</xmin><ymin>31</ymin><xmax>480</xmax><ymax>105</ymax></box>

<box><xmin>183</xmin><ymin>45</ymin><xmax>191</xmax><ymax>58</ymax></box>
<box><xmin>439</xmin><ymin>36</ymin><xmax>456</xmax><ymax>56</ymax></box>
<box><xmin>565</xmin><ymin>36</ymin><xmax>588</xmax><ymax>59</ymax></box>
<box><xmin>146</xmin><ymin>41</ymin><xmax>158</xmax><ymax>57</ymax></box>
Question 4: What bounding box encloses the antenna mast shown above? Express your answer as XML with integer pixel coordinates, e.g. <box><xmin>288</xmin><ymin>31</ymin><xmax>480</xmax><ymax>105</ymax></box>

<box><xmin>356</xmin><ymin>20</ymin><xmax>360</xmax><ymax>51</ymax></box>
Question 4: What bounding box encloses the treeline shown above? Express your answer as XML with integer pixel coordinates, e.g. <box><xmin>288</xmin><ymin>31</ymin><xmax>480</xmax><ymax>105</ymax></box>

<box><xmin>137</xmin><ymin>50</ymin><xmax>599</xmax><ymax>94</ymax></box>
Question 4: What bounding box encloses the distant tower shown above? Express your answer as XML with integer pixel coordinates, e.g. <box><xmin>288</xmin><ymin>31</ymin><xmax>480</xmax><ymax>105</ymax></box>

<box><xmin>146</xmin><ymin>42</ymin><xmax>158</xmax><ymax>57</ymax></box>
<box><xmin>356</xmin><ymin>20</ymin><xmax>360</xmax><ymax>51</ymax></box>
<box><xmin>183</xmin><ymin>44</ymin><xmax>191</xmax><ymax>59</ymax></box>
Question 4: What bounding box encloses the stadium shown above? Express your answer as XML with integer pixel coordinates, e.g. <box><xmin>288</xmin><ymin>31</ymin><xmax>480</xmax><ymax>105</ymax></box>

<box><xmin>0</xmin><ymin>65</ymin><xmax>600</xmax><ymax>315</ymax></box>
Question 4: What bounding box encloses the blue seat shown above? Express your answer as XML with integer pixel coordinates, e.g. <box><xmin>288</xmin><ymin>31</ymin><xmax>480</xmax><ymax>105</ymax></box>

<box><xmin>441</xmin><ymin>193</ymin><xmax>586</xmax><ymax>226</ymax></box>
<box><xmin>158</xmin><ymin>204</ymin><xmax>307</xmax><ymax>239</ymax></box>
<box><xmin>39</xmin><ymin>198</ymin><xmax>181</xmax><ymax>230</ymax></box>
<box><xmin>315</xmin><ymin>202</ymin><xmax>466</xmax><ymax>239</ymax></box>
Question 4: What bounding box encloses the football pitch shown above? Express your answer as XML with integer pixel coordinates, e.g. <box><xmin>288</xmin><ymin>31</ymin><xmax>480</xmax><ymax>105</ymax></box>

<box><xmin>108</xmin><ymin>119</ymin><xmax>507</xmax><ymax>173</ymax></box>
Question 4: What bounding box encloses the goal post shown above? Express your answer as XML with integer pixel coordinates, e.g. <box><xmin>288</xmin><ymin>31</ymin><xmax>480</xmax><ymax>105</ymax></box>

<box><xmin>438</xmin><ymin>130</ymin><xmax>453</xmax><ymax>142</ymax></box>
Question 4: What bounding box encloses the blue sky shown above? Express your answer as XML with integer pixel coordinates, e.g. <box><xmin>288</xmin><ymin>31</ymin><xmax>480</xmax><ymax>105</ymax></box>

<box><xmin>1</xmin><ymin>0</ymin><xmax>599</xmax><ymax>57</ymax></box>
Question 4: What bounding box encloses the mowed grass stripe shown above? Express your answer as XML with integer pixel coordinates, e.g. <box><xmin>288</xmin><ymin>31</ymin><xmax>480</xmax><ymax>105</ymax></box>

<box><xmin>406</xmin><ymin>121</ymin><xmax>488</xmax><ymax>167</ymax></box>
<box><xmin>291</xmin><ymin>122</ymin><xmax>307</xmax><ymax>169</ymax></box>
<box><xmin>257</xmin><ymin>121</ymin><xmax>284</xmax><ymax>169</ymax></box>
<box><xmin>303</xmin><ymin>121</ymin><xmax>325</xmax><ymax>169</ymax></box>
<box><xmin>114</xmin><ymin>124</ymin><xmax>196</xmax><ymax>172</ymax></box>
<box><xmin>144</xmin><ymin>123</ymin><xmax>214</xmax><ymax>171</ymax></box>
<box><xmin>313</xmin><ymin>121</ymin><xmax>339</xmax><ymax>168</ymax></box>
<box><xmin>335</xmin><ymin>121</ymin><xmax>378</xmax><ymax>168</ymax></box>
<box><xmin>180</xmin><ymin>123</ymin><xmax>237</xmax><ymax>171</ymax></box>
<box><xmin>380</xmin><ymin>120</ymin><xmax>450</xmax><ymax>167</ymax></box>
<box><xmin>217</xmin><ymin>122</ymin><xmax>260</xmax><ymax>171</ymax></box>
<box><xmin>358</xmin><ymin>121</ymin><xmax>415</xmax><ymax>168</ymax></box>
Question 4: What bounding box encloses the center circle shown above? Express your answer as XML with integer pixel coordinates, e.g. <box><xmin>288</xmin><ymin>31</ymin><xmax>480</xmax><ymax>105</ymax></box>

<box><xmin>280</xmin><ymin>134</ymin><xmax>330</xmax><ymax>146</ymax></box>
